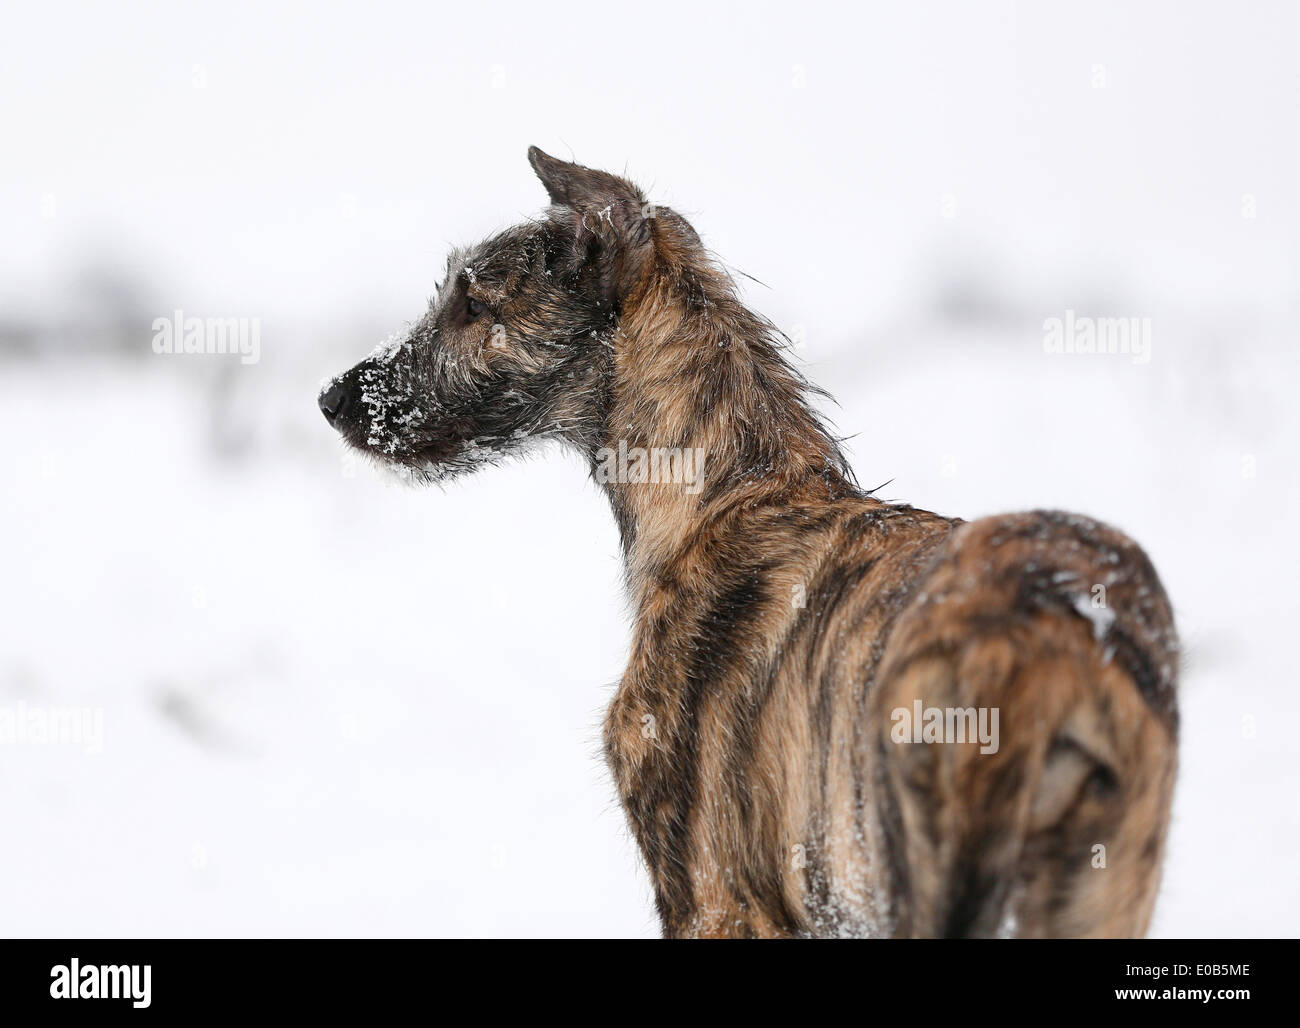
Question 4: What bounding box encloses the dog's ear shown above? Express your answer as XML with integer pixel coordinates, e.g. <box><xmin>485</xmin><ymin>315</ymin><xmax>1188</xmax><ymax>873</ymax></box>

<box><xmin>528</xmin><ymin>146</ymin><xmax>653</xmax><ymax>304</ymax></box>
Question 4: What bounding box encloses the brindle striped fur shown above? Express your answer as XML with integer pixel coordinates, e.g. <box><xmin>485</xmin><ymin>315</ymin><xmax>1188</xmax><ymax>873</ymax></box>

<box><xmin>319</xmin><ymin>148</ymin><xmax>1179</xmax><ymax>938</ymax></box>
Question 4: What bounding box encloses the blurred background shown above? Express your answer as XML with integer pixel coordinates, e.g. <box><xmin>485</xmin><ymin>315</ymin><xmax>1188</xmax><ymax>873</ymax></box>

<box><xmin>2</xmin><ymin>0</ymin><xmax>1297</xmax><ymax>936</ymax></box>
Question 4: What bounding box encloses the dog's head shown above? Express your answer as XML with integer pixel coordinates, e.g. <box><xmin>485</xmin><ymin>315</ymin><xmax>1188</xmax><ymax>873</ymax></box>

<box><xmin>318</xmin><ymin>147</ymin><xmax>697</xmax><ymax>484</ymax></box>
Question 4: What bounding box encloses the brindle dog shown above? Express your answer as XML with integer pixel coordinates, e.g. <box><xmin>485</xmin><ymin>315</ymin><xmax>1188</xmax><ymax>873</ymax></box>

<box><xmin>319</xmin><ymin>148</ymin><xmax>1178</xmax><ymax>938</ymax></box>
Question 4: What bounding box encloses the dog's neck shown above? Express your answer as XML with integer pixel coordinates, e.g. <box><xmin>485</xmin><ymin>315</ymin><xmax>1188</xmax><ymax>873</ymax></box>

<box><xmin>589</xmin><ymin>260</ymin><xmax>857</xmax><ymax>601</ymax></box>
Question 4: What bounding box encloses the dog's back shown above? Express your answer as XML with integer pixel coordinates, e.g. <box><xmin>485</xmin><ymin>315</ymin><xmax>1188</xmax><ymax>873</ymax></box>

<box><xmin>870</xmin><ymin>509</ymin><xmax>1177</xmax><ymax>937</ymax></box>
<box><xmin>605</xmin><ymin>497</ymin><xmax>1177</xmax><ymax>937</ymax></box>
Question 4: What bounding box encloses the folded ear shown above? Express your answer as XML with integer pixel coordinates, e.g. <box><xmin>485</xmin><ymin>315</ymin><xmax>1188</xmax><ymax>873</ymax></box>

<box><xmin>528</xmin><ymin>146</ymin><xmax>653</xmax><ymax>302</ymax></box>
<box><xmin>527</xmin><ymin>146</ymin><xmax>641</xmax><ymax>209</ymax></box>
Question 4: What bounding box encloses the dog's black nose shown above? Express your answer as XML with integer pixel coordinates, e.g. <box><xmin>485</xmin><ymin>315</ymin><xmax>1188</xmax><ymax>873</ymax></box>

<box><xmin>318</xmin><ymin>381</ymin><xmax>350</xmax><ymax>425</ymax></box>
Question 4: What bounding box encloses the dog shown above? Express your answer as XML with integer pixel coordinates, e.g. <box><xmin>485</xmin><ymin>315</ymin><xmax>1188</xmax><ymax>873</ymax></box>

<box><xmin>319</xmin><ymin>148</ymin><xmax>1178</xmax><ymax>937</ymax></box>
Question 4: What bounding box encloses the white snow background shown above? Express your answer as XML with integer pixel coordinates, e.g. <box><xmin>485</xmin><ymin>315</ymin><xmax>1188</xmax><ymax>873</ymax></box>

<box><xmin>1</xmin><ymin>1</ymin><xmax>1297</xmax><ymax>936</ymax></box>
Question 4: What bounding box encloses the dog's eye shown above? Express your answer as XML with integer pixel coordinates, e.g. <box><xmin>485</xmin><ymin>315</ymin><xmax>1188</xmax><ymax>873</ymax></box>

<box><xmin>467</xmin><ymin>296</ymin><xmax>487</xmax><ymax>318</ymax></box>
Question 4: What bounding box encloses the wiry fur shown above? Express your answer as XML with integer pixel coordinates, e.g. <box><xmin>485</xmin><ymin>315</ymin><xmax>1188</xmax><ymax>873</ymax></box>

<box><xmin>319</xmin><ymin>148</ymin><xmax>1179</xmax><ymax>938</ymax></box>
